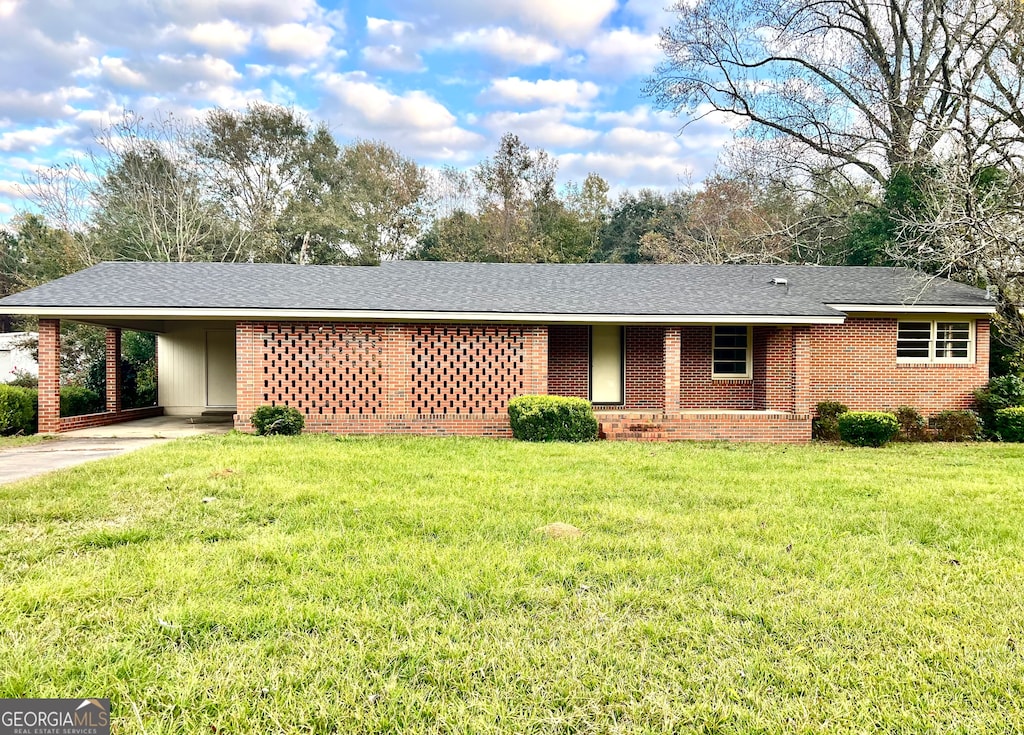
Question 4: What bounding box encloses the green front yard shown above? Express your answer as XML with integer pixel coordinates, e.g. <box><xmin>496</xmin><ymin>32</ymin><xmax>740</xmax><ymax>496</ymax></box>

<box><xmin>1</xmin><ymin>435</ymin><xmax>1023</xmax><ymax>732</ymax></box>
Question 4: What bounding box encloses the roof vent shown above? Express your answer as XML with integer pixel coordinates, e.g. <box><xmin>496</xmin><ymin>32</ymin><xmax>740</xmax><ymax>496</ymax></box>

<box><xmin>769</xmin><ymin>277</ymin><xmax>788</xmax><ymax>286</ymax></box>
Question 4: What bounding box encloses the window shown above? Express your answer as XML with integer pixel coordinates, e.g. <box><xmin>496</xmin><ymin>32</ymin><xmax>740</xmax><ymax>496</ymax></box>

<box><xmin>712</xmin><ymin>326</ymin><xmax>751</xmax><ymax>379</ymax></box>
<box><xmin>897</xmin><ymin>320</ymin><xmax>973</xmax><ymax>363</ymax></box>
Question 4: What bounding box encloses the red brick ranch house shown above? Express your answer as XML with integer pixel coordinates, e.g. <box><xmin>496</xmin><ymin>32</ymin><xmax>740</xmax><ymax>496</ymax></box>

<box><xmin>0</xmin><ymin>261</ymin><xmax>995</xmax><ymax>442</ymax></box>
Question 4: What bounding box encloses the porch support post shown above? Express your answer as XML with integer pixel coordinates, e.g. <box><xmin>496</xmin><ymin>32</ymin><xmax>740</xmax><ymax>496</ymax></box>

<box><xmin>38</xmin><ymin>319</ymin><xmax>61</xmax><ymax>433</ymax></box>
<box><xmin>663</xmin><ymin>326</ymin><xmax>681</xmax><ymax>414</ymax></box>
<box><xmin>527</xmin><ymin>326</ymin><xmax>548</xmax><ymax>395</ymax></box>
<box><xmin>792</xmin><ymin>326</ymin><xmax>812</xmax><ymax>414</ymax></box>
<box><xmin>105</xmin><ymin>327</ymin><xmax>121</xmax><ymax>413</ymax></box>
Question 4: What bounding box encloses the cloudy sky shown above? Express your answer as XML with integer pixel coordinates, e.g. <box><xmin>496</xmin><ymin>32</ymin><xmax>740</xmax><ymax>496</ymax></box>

<box><xmin>0</xmin><ymin>0</ymin><xmax>737</xmax><ymax>221</ymax></box>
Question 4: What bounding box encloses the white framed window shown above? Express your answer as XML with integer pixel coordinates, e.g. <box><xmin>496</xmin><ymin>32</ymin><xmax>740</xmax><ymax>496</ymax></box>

<box><xmin>712</xmin><ymin>325</ymin><xmax>751</xmax><ymax>379</ymax></box>
<box><xmin>896</xmin><ymin>320</ymin><xmax>974</xmax><ymax>364</ymax></box>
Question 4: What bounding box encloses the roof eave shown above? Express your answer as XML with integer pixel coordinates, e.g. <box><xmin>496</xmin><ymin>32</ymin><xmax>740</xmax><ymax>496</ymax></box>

<box><xmin>828</xmin><ymin>303</ymin><xmax>997</xmax><ymax>315</ymax></box>
<box><xmin>0</xmin><ymin>305</ymin><xmax>847</xmax><ymax>325</ymax></box>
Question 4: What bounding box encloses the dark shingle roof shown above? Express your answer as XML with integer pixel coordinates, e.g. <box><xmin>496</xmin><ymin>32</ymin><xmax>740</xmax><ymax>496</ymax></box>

<box><xmin>0</xmin><ymin>260</ymin><xmax>993</xmax><ymax>319</ymax></box>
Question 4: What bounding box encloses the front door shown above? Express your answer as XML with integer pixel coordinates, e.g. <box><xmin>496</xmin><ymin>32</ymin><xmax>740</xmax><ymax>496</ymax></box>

<box><xmin>206</xmin><ymin>330</ymin><xmax>237</xmax><ymax>408</ymax></box>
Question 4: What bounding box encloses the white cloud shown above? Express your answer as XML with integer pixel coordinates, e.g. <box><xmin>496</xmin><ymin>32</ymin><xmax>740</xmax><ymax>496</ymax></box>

<box><xmin>450</xmin><ymin>27</ymin><xmax>562</xmax><ymax>66</ymax></box>
<box><xmin>0</xmin><ymin>180</ymin><xmax>26</xmax><ymax>199</ymax></box>
<box><xmin>483</xmin><ymin>77</ymin><xmax>600</xmax><ymax>107</ymax></box>
<box><xmin>622</xmin><ymin>0</ymin><xmax>675</xmax><ymax>31</ymax></box>
<box><xmin>363</xmin><ymin>45</ymin><xmax>424</xmax><ymax>72</ymax></box>
<box><xmin>317</xmin><ymin>72</ymin><xmax>483</xmax><ymax>159</ymax></box>
<box><xmin>482</xmin><ymin>110</ymin><xmax>601</xmax><ymax>148</ymax></box>
<box><xmin>97</xmin><ymin>56</ymin><xmax>148</xmax><ymax>88</ymax></box>
<box><xmin>602</xmin><ymin>127</ymin><xmax>681</xmax><ymax>156</ymax></box>
<box><xmin>367</xmin><ymin>17</ymin><xmax>416</xmax><ymax>38</ymax></box>
<box><xmin>0</xmin><ymin>125</ymin><xmax>72</xmax><ymax>153</ymax></box>
<box><xmin>262</xmin><ymin>22</ymin><xmax>335</xmax><ymax>58</ymax></box>
<box><xmin>558</xmin><ymin>150</ymin><xmax>694</xmax><ymax>188</ymax></box>
<box><xmin>396</xmin><ymin>0</ymin><xmax>616</xmax><ymax>44</ymax></box>
<box><xmin>584</xmin><ymin>28</ymin><xmax>663</xmax><ymax>77</ymax></box>
<box><xmin>185</xmin><ymin>20</ymin><xmax>253</xmax><ymax>54</ymax></box>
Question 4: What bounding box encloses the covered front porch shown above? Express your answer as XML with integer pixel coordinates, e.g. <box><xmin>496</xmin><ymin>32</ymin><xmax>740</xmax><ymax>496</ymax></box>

<box><xmin>35</xmin><ymin>318</ymin><xmax>817</xmax><ymax>442</ymax></box>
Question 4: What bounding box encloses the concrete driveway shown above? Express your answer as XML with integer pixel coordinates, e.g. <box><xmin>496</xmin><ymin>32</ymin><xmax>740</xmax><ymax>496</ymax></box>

<box><xmin>0</xmin><ymin>437</ymin><xmax>169</xmax><ymax>484</ymax></box>
<box><xmin>0</xmin><ymin>415</ymin><xmax>232</xmax><ymax>485</ymax></box>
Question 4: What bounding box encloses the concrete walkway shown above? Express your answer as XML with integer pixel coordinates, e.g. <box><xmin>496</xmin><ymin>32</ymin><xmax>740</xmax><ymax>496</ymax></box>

<box><xmin>0</xmin><ymin>416</ymin><xmax>232</xmax><ymax>485</ymax></box>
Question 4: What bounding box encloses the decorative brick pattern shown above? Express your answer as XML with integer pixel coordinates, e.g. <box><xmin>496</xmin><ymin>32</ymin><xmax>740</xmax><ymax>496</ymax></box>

<box><xmin>806</xmin><ymin>318</ymin><xmax>989</xmax><ymax>415</ymax></box>
<box><xmin>409</xmin><ymin>325</ymin><xmax>528</xmax><ymax>415</ymax></box>
<box><xmin>234</xmin><ymin>321</ymin><xmax>548</xmax><ymax>435</ymax></box>
<box><xmin>259</xmin><ymin>322</ymin><xmax>387</xmax><ymax>416</ymax></box>
<box><xmin>548</xmin><ymin>325</ymin><xmax>589</xmax><ymax>398</ymax></box>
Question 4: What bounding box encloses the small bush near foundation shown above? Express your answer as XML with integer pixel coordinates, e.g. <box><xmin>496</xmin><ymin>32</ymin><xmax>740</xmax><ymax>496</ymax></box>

<box><xmin>252</xmin><ymin>405</ymin><xmax>305</xmax><ymax>436</ymax></box>
<box><xmin>508</xmin><ymin>395</ymin><xmax>598</xmax><ymax>442</ymax></box>
<box><xmin>930</xmin><ymin>410</ymin><xmax>981</xmax><ymax>442</ymax></box>
<box><xmin>60</xmin><ymin>385</ymin><xmax>102</xmax><ymax>417</ymax></box>
<box><xmin>8</xmin><ymin>369</ymin><xmax>38</xmax><ymax>389</ymax></box>
<box><xmin>895</xmin><ymin>406</ymin><xmax>929</xmax><ymax>442</ymax></box>
<box><xmin>974</xmin><ymin>375</ymin><xmax>1024</xmax><ymax>437</ymax></box>
<box><xmin>0</xmin><ymin>385</ymin><xmax>37</xmax><ymax>435</ymax></box>
<box><xmin>837</xmin><ymin>411</ymin><xmax>899</xmax><ymax>447</ymax></box>
<box><xmin>812</xmin><ymin>401</ymin><xmax>849</xmax><ymax>441</ymax></box>
<box><xmin>993</xmin><ymin>407</ymin><xmax>1024</xmax><ymax>442</ymax></box>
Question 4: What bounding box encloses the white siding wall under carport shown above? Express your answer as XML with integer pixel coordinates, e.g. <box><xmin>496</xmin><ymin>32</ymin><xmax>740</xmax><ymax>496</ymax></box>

<box><xmin>157</xmin><ymin>322</ymin><xmax>237</xmax><ymax>415</ymax></box>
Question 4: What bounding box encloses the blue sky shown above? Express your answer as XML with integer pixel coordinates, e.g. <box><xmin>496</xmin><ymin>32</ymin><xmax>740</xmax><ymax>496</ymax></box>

<box><xmin>0</xmin><ymin>0</ymin><xmax>737</xmax><ymax>221</ymax></box>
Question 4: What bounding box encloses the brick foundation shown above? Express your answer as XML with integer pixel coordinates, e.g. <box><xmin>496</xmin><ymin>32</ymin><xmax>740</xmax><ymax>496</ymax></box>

<box><xmin>597</xmin><ymin>411</ymin><xmax>812</xmax><ymax>443</ymax></box>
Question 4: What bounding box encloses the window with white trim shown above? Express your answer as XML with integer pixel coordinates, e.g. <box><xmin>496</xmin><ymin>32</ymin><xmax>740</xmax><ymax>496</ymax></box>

<box><xmin>896</xmin><ymin>320</ymin><xmax>973</xmax><ymax>363</ymax></box>
<box><xmin>712</xmin><ymin>326</ymin><xmax>751</xmax><ymax>378</ymax></box>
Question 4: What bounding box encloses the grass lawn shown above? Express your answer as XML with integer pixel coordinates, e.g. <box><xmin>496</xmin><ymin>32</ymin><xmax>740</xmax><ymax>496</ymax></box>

<box><xmin>2</xmin><ymin>435</ymin><xmax>1024</xmax><ymax>733</ymax></box>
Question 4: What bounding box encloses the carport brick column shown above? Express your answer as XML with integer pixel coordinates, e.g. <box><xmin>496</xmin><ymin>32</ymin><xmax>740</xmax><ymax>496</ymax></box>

<box><xmin>234</xmin><ymin>322</ymin><xmax>259</xmax><ymax>431</ymax></box>
<box><xmin>38</xmin><ymin>319</ymin><xmax>61</xmax><ymax>433</ymax></box>
<box><xmin>105</xmin><ymin>328</ymin><xmax>121</xmax><ymax>413</ymax></box>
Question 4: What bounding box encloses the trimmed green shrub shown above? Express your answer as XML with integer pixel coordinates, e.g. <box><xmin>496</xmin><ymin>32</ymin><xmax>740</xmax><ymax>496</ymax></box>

<box><xmin>60</xmin><ymin>385</ymin><xmax>102</xmax><ymax>417</ymax></box>
<box><xmin>974</xmin><ymin>375</ymin><xmax>1024</xmax><ymax>437</ymax></box>
<box><xmin>895</xmin><ymin>405</ymin><xmax>929</xmax><ymax>442</ymax></box>
<box><xmin>251</xmin><ymin>405</ymin><xmax>305</xmax><ymax>436</ymax></box>
<box><xmin>837</xmin><ymin>411</ymin><xmax>899</xmax><ymax>447</ymax></box>
<box><xmin>930</xmin><ymin>409</ymin><xmax>980</xmax><ymax>442</ymax></box>
<box><xmin>993</xmin><ymin>407</ymin><xmax>1024</xmax><ymax>442</ymax></box>
<box><xmin>508</xmin><ymin>395</ymin><xmax>598</xmax><ymax>442</ymax></box>
<box><xmin>812</xmin><ymin>401</ymin><xmax>849</xmax><ymax>441</ymax></box>
<box><xmin>0</xmin><ymin>385</ymin><xmax>37</xmax><ymax>435</ymax></box>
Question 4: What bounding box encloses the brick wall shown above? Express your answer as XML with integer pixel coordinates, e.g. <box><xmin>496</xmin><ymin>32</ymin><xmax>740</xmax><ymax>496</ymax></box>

<box><xmin>806</xmin><ymin>318</ymin><xmax>990</xmax><ymax>415</ymax></box>
<box><xmin>624</xmin><ymin>326</ymin><xmax>665</xmax><ymax>409</ymax></box>
<box><xmin>679</xmin><ymin>326</ymin><xmax>755</xmax><ymax>409</ymax></box>
<box><xmin>235</xmin><ymin>321</ymin><xmax>547</xmax><ymax>435</ymax></box>
<box><xmin>548</xmin><ymin>325</ymin><xmax>589</xmax><ymax>398</ymax></box>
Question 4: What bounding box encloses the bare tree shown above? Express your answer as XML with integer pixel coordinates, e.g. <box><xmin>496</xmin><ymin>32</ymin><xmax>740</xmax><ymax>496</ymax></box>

<box><xmin>647</xmin><ymin>0</ymin><xmax>1022</xmax><ymax>185</ymax></box>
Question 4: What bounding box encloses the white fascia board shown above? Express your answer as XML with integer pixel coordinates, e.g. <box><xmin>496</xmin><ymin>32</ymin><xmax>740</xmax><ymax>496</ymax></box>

<box><xmin>0</xmin><ymin>306</ymin><xmax>847</xmax><ymax>325</ymax></box>
<box><xmin>829</xmin><ymin>303</ymin><xmax>997</xmax><ymax>315</ymax></box>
